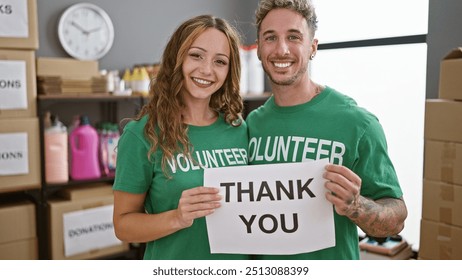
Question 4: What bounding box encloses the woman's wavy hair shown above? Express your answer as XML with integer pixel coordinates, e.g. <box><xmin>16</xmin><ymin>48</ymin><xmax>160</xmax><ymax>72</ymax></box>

<box><xmin>136</xmin><ymin>14</ymin><xmax>243</xmax><ymax>174</ymax></box>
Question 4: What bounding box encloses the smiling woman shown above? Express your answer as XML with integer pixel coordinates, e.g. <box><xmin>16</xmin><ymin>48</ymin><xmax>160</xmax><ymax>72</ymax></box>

<box><xmin>111</xmin><ymin>14</ymin><xmax>251</xmax><ymax>260</ymax></box>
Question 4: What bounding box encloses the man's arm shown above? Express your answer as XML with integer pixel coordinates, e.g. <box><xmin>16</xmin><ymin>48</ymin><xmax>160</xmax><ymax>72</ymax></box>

<box><xmin>324</xmin><ymin>164</ymin><xmax>408</xmax><ymax>237</ymax></box>
<box><xmin>345</xmin><ymin>196</ymin><xmax>407</xmax><ymax>237</ymax></box>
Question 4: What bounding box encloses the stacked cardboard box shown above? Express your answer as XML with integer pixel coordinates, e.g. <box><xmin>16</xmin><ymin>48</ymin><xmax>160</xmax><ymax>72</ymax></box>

<box><xmin>36</xmin><ymin>57</ymin><xmax>107</xmax><ymax>95</ymax></box>
<box><xmin>0</xmin><ymin>0</ymin><xmax>40</xmax><ymax>260</ymax></box>
<box><xmin>47</xmin><ymin>183</ymin><xmax>129</xmax><ymax>260</ymax></box>
<box><xmin>0</xmin><ymin>0</ymin><xmax>40</xmax><ymax>193</ymax></box>
<box><xmin>420</xmin><ymin>47</ymin><xmax>462</xmax><ymax>259</ymax></box>
<box><xmin>0</xmin><ymin>201</ymin><xmax>38</xmax><ymax>259</ymax></box>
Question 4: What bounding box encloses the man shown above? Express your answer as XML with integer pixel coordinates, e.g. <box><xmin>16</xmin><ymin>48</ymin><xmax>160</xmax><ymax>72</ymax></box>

<box><xmin>246</xmin><ymin>0</ymin><xmax>408</xmax><ymax>259</ymax></box>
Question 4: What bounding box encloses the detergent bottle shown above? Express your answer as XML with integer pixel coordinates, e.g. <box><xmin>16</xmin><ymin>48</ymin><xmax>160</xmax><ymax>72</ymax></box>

<box><xmin>44</xmin><ymin>114</ymin><xmax>68</xmax><ymax>184</ymax></box>
<box><xmin>69</xmin><ymin>115</ymin><xmax>101</xmax><ymax>180</ymax></box>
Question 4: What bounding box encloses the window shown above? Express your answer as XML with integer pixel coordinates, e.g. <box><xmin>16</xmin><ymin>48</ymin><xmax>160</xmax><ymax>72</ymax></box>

<box><xmin>311</xmin><ymin>0</ymin><xmax>429</xmax><ymax>250</ymax></box>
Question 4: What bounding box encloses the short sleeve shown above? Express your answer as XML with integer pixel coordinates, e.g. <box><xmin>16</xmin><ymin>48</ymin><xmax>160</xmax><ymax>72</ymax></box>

<box><xmin>353</xmin><ymin>119</ymin><xmax>403</xmax><ymax>200</ymax></box>
<box><xmin>113</xmin><ymin>128</ymin><xmax>153</xmax><ymax>194</ymax></box>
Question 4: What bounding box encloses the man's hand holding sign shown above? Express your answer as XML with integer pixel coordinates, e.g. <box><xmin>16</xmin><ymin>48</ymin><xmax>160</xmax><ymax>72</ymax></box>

<box><xmin>204</xmin><ymin>158</ymin><xmax>335</xmax><ymax>255</ymax></box>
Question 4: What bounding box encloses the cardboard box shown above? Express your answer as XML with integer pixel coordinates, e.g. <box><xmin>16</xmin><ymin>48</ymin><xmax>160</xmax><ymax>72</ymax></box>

<box><xmin>0</xmin><ymin>49</ymin><xmax>37</xmax><ymax>119</ymax></box>
<box><xmin>439</xmin><ymin>47</ymin><xmax>462</xmax><ymax>100</ymax></box>
<box><xmin>424</xmin><ymin>140</ymin><xmax>462</xmax><ymax>185</ymax></box>
<box><xmin>0</xmin><ymin>238</ymin><xmax>38</xmax><ymax>260</ymax></box>
<box><xmin>419</xmin><ymin>219</ymin><xmax>462</xmax><ymax>260</ymax></box>
<box><xmin>48</xmin><ymin>194</ymin><xmax>129</xmax><ymax>260</ymax></box>
<box><xmin>0</xmin><ymin>118</ymin><xmax>41</xmax><ymax>192</ymax></box>
<box><xmin>56</xmin><ymin>182</ymin><xmax>114</xmax><ymax>201</ymax></box>
<box><xmin>36</xmin><ymin>57</ymin><xmax>99</xmax><ymax>79</ymax></box>
<box><xmin>424</xmin><ymin>99</ymin><xmax>462</xmax><ymax>143</ymax></box>
<box><xmin>0</xmin><ymin>201</ymin><xmax>36</xmax><ymax>244</ymax></box>
<box><xmin>360</xmin><ymin>245</ymin><xmax>413</xmax><ymax>260</ymax></box>
<box><xmin>422</xmin><ymin>180</ymin><xmax>462</xmax><ymax>227</ymax></box>
<box><xmin>0</xmin><ymin>0</ymin><xmax>39</xmax><ymax>50</ymax></box>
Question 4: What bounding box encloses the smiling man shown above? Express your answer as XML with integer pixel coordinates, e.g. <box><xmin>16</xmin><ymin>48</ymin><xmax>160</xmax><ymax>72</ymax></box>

<box><xmin>246</xmin><ymin>0</ymin><xmax>408</xmax><ymax>260</ymax></box>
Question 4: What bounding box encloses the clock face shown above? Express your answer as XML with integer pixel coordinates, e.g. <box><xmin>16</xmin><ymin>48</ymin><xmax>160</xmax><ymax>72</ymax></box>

<box><xmin>58</xmin><ymin>3</ymin><xmax>114</xmax><ymax>60</ymax></box>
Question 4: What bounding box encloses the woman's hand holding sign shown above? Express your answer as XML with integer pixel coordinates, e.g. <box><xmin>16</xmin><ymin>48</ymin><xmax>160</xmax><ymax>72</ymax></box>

<box><xmin>175</xmin><ymin>187</ymin><xmax>222</xmax><ymax>228</ymax></box>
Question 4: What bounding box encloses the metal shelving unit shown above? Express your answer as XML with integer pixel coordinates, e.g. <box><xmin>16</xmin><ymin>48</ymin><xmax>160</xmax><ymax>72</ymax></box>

<box><xmin>35</xmin><ymin>94</ymin><xmax>146</xmax><ymax>259</ymax></box>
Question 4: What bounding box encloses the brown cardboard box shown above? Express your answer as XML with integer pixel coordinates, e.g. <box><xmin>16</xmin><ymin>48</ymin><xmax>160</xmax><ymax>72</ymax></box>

<box><xmin>0</xmin><ymin>201</ymin><xmax>36</xmax><ymax>244</ymax></box>
<box><xmin>36</xmin><ymin>57</ymin><xmax>99</xmax><ymax>79</ymax></box>
<box><xmin>0</xmin><ymin>0</ymin><xmax>39</xmax><ymax>50</ymax></box>
<box><xmin>0</xmin><ymin>118</ymin><xmax>41</xmax><ymax>193</ymax></box>
<box><xmin>422</xmin><ymin>180</ymin><xmax>462</xmax><ymax>227</ymax></box>
<box><xmin>0</xmin><ymin>238</ymin><xmax>38</xmax><ymax>260</ymax></box>
<box><xmin>424</xmin><ymin>140</ymin><xmax>462</xmax><ymax>185</ymax></box>
<box><xmin>56</xmin><ymin>182</ymin><xmax>114</xmax><ymax>201</ymax></box>
<box><xmin>419</xmin><ymin>219</ymin><xmax>462</xmax><ymax>259</ymax></box>
<box><xmin>424</xmin><ymin>99</ymin><xmax>462</xmax><ymax>143</ymax></box>
<box><xmin>360</xmin><ymin>245</ymin><xmax>413</xmax><ymax>260</ymax></box>
<box><xmin>0</xmin><ymin>49</ymin><xmax>37</xmax><ymax>119</ymax></box>
<box><xmin>48</xmin><ymin>194</ymin><xmax>129</xmax><ymax>260</ymax></box>
<box><xmin>439</xmin><ymin>48</ymin><xmax>462</xmax><ymax>100</ymax></box>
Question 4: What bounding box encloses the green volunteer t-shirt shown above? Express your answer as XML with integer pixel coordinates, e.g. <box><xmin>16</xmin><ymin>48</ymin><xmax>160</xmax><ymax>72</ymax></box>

<box><xmin>113</xmin><ymin>114</ymin><xmax>250</xmax><ymax>260</ymax></box>
<box><xmin>246</xmin><ymin>86</ymin><xmax>403</xmax><ymax>260</ymax></box>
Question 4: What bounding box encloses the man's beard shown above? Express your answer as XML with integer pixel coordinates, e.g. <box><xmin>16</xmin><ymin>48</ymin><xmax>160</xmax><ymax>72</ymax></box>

<box><xmin>263</xmin><ymin>63</ymin><xmax>308</xmax><ymax>86</ymax></box>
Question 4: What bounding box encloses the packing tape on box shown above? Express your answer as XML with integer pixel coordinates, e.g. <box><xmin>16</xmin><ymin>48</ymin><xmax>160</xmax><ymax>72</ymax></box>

<box><xmin>441</xmin><ymin>143</ymin><xmax>456</xmax><ymax>182</ymax></box>
<box><xmin>438</xmin><ymin>224</ymin><xmax>451</xmax><ymax>240</ymax></box>
<box><xmin>440</xmin><ymin>184</ymin><xmax>455</xmax><ymax>201</ymax></box>
<box><xmin>439</xmin><ymin>245</ymin><xmax>452</xmax><ymax>260</ymax></box>
<box><xmin>439</xmin><ymin>207</ymin><xmax>453</xmax><ymax>225</ymax></box>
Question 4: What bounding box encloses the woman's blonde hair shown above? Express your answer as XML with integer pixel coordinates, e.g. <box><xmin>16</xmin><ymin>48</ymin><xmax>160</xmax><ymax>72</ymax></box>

<box><xmin>136</xmin><ymin>14</ymin><xmax>243</xmax><ymax>174</ymax></box>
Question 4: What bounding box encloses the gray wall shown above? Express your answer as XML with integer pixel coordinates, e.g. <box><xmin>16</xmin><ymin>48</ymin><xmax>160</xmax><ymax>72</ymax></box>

<box><xmin>36</xmin><ymin>0</ymin><xmax>462</xmax><ymax>98</ymax></box>
<box><xmin>426</xmin><ymin>0</ymin><xmax>462</xmax><ymax>99</ymax></box>
<box><xmin>36</xmin><ymin>0</ymin><xmax>259</xmax><ymax>72</ymax></box>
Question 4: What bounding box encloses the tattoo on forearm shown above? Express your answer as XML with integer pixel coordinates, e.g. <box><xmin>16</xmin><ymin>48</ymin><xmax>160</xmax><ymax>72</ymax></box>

<box><xmin>349</xmin><ymin>197</ymin><xmax>407</xmax><ymax>237</ymax></box>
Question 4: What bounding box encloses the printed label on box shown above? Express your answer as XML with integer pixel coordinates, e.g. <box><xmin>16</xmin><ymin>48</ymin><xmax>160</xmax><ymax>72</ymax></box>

<box><xmin>0</xmin><ymin>0</ymin><xmax>29</xmax><ymax>38</ymax></box>
<box><xmin>0</xmin><ymin>60</ymin><xmax>28</xmax><ymax>110</ymax></box>
<box><xmin>63</xmin><ymin>205</ymin><xmax>122</xmax><ymax>257</ymax></box>
<box><xmin>0</xmin><ymin>132</ymin><xmax>29</xmax><ymax>176</ymax></box>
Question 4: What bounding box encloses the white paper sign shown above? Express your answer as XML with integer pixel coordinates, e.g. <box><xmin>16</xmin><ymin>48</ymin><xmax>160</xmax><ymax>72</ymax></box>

<box><xmin>0</xmin><ymin>132</ymin><xmax>28</xmax><ymax>175</ymax></box>
<box><xmin>63</xmin><ymin>205</ymin><xmax>122</xmax><ymax>257</ymax></box>
<box><xmin>0</xmin><ymin>60</ymin><xmax>28</xmax><ymax>110</ymax></box>
<box><xmin>204</xmin><ymin>159</ymin><xmax>335</xmax><ymax>255</ymax></box>
<box><xmin>0</xmin><ymin>0</ymin><xmax>29</xmax><ymax>38</ymax></box>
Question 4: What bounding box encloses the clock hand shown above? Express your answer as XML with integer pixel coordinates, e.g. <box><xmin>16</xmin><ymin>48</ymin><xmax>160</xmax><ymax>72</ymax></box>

<box><xmin>87</xmin><ymin>26</ymin><xmax>102</xmax><ymax>34</ymax></box>
<box><xmin>71</xmin><ymin>21</ymin><xmax>89</xmax><ymax>35</ymax></box>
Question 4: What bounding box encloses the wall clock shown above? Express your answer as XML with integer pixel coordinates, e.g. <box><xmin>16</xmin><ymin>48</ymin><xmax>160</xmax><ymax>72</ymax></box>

<box><xmin>58</xmin><ymin>3</ymin><xmax>115</xmax><ymax>60</ymax></box>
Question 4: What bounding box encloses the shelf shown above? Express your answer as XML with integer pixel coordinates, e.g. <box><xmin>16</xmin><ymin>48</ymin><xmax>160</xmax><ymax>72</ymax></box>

<box><xmin>35</xmin><ymin>93</ymin><xmax>144</xmax><ymax>260</ymax></box>
<box><xmin>37</xmin><ymin>93</ymin><xmax>144</xmax><ymax>101</ymax></box>
<box><xmin>44</xmin><ymin>176</ymin><xmax>115</xmax><ymax>194</ymax></box>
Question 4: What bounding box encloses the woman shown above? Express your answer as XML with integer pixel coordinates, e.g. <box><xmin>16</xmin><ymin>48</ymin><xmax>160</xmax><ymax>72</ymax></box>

<box><xmin>112</xmin><ymin>15</ymin><xmax>249</xmax><ymax>260</ymax></box>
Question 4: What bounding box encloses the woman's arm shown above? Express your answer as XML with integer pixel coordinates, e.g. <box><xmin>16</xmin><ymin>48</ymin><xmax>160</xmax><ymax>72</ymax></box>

<box><xmin>113</xmin><ymin>187</ymin><xmax>222</xmax><ymax>243</ymax></box>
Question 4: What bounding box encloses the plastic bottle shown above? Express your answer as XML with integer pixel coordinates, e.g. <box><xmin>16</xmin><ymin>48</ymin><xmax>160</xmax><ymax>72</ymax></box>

<box><xmin>107</xmin><ymin>123</ymin><xmax>120</xmax><ymax>174</ymax></box>
<box><xmin>130</xmin><ymin>67</ymin><xmax>141</xmax><ymax>95</ymax></box>
<box><xmin>69</xmin><ymin>116</ymin><xmax>101</xmax><ymax>180</ymax></box>
<box><xmin>247</xmin><ymin>44</ymin><xmax>265</xmax><ymax>94</ymax></box>
<box><xmin>44</xmin><ymin>114</ymin><xmax>69</xmax><ymax>184</ymax></box>
<box><xmin>99</xmin><ymin>123</ymin><xmax>120</xmax><ymax>177</ymax></box>
<box><xmin>122</xmin><ymin>68</ymin><xmax>132</xmax><ymax>91</ymax></box>
<box><xmin>138</xmin><ymin>67</ymin><xmax>151</xmax><ymax>96</ymax></box>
